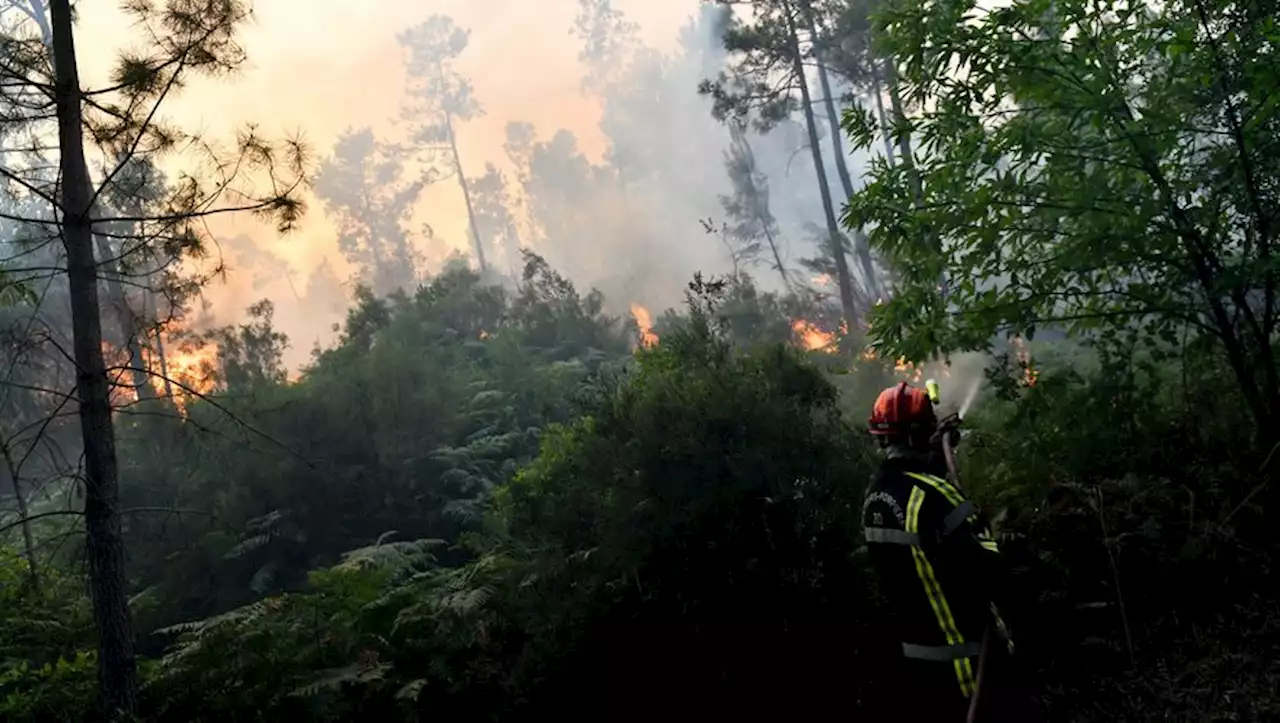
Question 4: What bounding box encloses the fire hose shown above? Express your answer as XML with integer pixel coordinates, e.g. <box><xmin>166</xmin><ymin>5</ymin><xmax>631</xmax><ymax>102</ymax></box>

<box><xmin>925</xmin><ymin>378</ymin><xmax>992</xmax><ymax>723</ymax></box>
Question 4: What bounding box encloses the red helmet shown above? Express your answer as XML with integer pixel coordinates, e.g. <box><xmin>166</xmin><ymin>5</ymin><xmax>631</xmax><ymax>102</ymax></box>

<box><xmin>868</xmin><ymin>382</ymin><xmax>936</xmax><ymax>436</ymax></box>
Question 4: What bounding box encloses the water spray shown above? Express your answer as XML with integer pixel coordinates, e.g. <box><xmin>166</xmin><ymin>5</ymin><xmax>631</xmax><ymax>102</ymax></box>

<box><xmin>959</xmin><ymin>376</ymin><xmax>982</xmax><ymax>419</ymax></box>
<box><xmin>924</xmin><ymin>376</ymin><xmax>980</xmax><ymax>490</ymax></box>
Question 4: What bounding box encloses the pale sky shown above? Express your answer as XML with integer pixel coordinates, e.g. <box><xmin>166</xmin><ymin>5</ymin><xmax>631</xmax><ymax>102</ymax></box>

<box><xmin>74</xmin><ymin>0</ymin><xmax>695</xmax><ymax>360</ymax></box>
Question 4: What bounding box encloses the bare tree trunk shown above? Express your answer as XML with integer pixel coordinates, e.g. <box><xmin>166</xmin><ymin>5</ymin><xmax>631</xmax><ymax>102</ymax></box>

<box><xmin>49</xmin><ymin>0</ymin><xmax>139</xmax><ymax>718</ymax></box>
<box><xmin>730</xmin><ymin>122</ymin><xmax>791</xmax><ymax>290</ymax></box>
<box><xmin>25</xmin><ymin>0</ymin><xmax>52</xmax><ymax>45</ymax></box>
<box><xmin>800</xmin><ymin>1</ymin><xmax>855</xmax><ymax>199</ymax></box>
<box><xmin>147</xmin><ymin>293</ymin><xmax>174</xmax><ymax>397</ymax></box>
<box><xmin>154</xmin><ymin>331</ymin><xmax>173</xmax><ymax>396</ymax></box>
<box><xmin>784</xmin><ymin>4</ymin><xmax>859</xmax><ymax>331</ymax></box>
<box><xmin>869</xmin><ymin>60</ymin><xmax>896</xmax><ymax>166</ymax></box>
<box><xmin>95</xmin><ymin>232</ymin><xmax>153</xmax><ymax>399</ymax></box>
<box><xmin>2</xmin><ymin>444</ymin><xmax>40</xmax><ymax>591</ymax></box>
<box><xmin>760</xmin><ymin>218</ymin><xmax>790</xmax><ymax>290</ymax></box>
<box><xmin>28</xmin><ymin>0</ymin><xmax>152</xmax><ymax>400</ymax></box>
<box><xmin>883</xmin><ymin>58</ymin><xmax>946</xmax><ymax>297</ymax></box>
<box><xmin>12</xmin><ymin>478</ymin><xmax>38</xmax><ymax>587</ymax></box>
<box><xmin>805</xmin><ymin>10</ymin><xmax>878</xmax><ymax>299</ymax></box>
<box><xmin>885</xmin><ymin>72</ymin><xmax>918</xmax><ymax>200</ymax></box>
<box><xmin>816</xmin><ymin>66</ymin><xmax>857</xmax><ymax>199</ymax></box>
<box><xmin>446</xmin><ymin>112</ymin><xmax>487</xmax><ymax>272</ymax></box>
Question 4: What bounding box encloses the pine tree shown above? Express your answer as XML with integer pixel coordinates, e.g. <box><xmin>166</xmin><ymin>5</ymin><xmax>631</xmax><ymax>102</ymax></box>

<box><xmin>2</xmin><ymin>1</ymin><xmax>306</xmax><ymax>716</ymax></box>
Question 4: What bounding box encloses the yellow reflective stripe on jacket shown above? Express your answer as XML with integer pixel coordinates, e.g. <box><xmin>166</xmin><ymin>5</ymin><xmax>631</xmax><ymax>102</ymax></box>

<box><xmin>904</xmin><ymin>471</ymin><xmax>965</xmax><ymax>507</ymax></box>
<box><xmin>905</xmin><ymin>471</ymin><xmax>1001</xmax><ymax>553</ymax></box>
<box><xmin>906</xmin><ymin>485</ymin><xmax>977</xmax><ymax>698</ymax></box>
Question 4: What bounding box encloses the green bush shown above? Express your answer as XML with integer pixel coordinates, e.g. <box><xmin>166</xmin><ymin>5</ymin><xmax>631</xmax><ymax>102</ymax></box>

<box><xmin>0</xmin><ymin>547</ymin><xmax>96</xmax><ymax>722</ymax></box>
<box><xmin>0</xmin><ymin>652</ymin><xmax>97</xmax><ymax>722</ymax></box>
<box><xmin>140</xmin><ymin>300</ymin><xmax>891</xmax><ymax>721</ymax></box>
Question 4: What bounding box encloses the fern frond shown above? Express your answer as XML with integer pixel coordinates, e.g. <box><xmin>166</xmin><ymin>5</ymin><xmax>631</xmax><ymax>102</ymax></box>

<box><xmin>225</xmin><ymin>533</ymin><xmax>271</xmax><ymax>559</ymax></box>
<box><xmin>288</xmin><ymin>662</ymin><xmax>390</xmax><ymax>698</ymax></box>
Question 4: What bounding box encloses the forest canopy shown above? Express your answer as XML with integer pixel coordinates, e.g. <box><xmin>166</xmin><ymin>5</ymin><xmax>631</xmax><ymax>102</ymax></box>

<box><xmin>1</xmin><ymin>0</ymin><xmax>1278</xmax><ymax>721</ymax></box>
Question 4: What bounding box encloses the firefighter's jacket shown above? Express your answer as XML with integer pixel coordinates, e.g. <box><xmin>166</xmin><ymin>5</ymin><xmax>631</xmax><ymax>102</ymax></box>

<box><xmin>861</xmin><ymin>455</ymin><xmax>1012</xmax><ymax>699</ymax></box>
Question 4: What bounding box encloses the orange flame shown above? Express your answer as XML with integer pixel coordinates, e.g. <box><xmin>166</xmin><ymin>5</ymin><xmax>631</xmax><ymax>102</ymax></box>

<box><xmin>1011</xmin><ymin>335</ymin><xmax>1038</xmax><ymax>387</ymax></box>
<box><xmin>156</xmin><ymin>336</ymin><xmax>219</xmax><ymax>407</ymax></box>
<box><xmin>791</xmin><ymin>319</ymin><xmax>837</xmax><ymax>352</ymax></box>
<box><xmin>860</xmin><ymin>348</ymin><xmax>948</xmax><ymax>385</ymax></box>
<box><xmin>99</xmin><ymin>335</ymin><xmax>216</xmax><ymax>416</ymax></box>
<box><xmin>893</xmin><ymin>356</ymin><xmax>925</xmax><ymax>383</ymax></box>
<box><xmin>630</xmin><ymin>303</ymin><xmax>658</xmax><ymax>349</ymax></box>
<box><xmin>811</xmin><ymin>273</ymin><xmax>833</xmax><ymax>287</ymax></box>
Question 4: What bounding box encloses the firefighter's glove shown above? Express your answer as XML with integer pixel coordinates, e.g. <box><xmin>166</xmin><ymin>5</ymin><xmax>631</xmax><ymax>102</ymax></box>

<box><xmin>932</xmin><ymin>414</ymin><xmax>962</xmax><ymax>449</ymax></box>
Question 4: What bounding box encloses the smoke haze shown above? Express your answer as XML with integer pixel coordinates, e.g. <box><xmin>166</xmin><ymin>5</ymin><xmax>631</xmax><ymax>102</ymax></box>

<box><xmin>72</xmin><ymin>0</ymin><xmax>860</xmax><ymax>369</ymax></box>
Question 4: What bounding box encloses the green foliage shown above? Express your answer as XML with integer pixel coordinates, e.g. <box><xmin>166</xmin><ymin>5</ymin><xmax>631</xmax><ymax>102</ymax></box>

<box><xmin>12</xmin><ymin>256</ymin><xmax>1280</xmax><ymax>721</ymax></box>
<box><xmin>717</xmin><ymin>123</ymin><xmax>791</xmax><ymax>287</ymax></box>
<box><xmin>944</xmin><ymin>342</ymin><xmax>1278</xmax><ymax>719</ymax></box>
<box><xmin>0</xmin><ymin>548</ymin><xmax>93</xmax><ymax>664</ymax></box>
<box><xmin>843</xmin><ymin>0</ymin><xmax>1280</xmax><ymax>434</ymax></box>
<box><xmin>700</xmin><ymin>0</ymin><xmax>804</xmax><ymax>131</ymax></box>
<box><xmin>0</xmin><ymin>548</ymin><xmax>96</xmax><ymax>722</ymax></box>
<box><xmin>6</xmin><ymin>2</ymin><xmax>1278</xmax><ymax>719</ymax></box>
<box><xmin>0</xmin><ymin>652</ymin><xmax>97</xmax><ymax>722</ymax></box>
<box><xmin>116</xmin><ymin>256</ymin><xmax>628</xmax><ymax>629</ymax></box>
<box><xmin>144</xmin><ymin>540</ymin><xmax>440</xmax><ymax>721</ymax></box>
<box><xmin>832</xmin><ymin>2</ymin><xmax>1280</xmax><ymax>709</ymax></box>
<box><xmin>0</xmin><ymin>267</ymin><xmax>35</xmax><ymax>307</ymax></box>
<box><xmin>499</xmin><ymin>297</ymin><xmax>869</xmax><ymax>570</ymax></box>
<box><xmin>132</xmin><ymin>288</ymin><xmax>892</xmax><ymax>721</ymax></box>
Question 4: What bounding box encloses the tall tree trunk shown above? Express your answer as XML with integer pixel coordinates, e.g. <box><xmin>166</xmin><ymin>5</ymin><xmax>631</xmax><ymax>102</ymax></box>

<box><xmin>816</xmin><ymin>78</ymin><xmax>881</xmax><ymax>294</ymax></box>
<box><xmin>146</xmin><ymin>291</ymin><xmax>174</xmax><ymax>397</ymax></box>
<box><xmin>95</xmin><ymin>232</ymin><xmax>153</xmax><ymax>399</ymax></box>
<box><xmin>35</xmin><ymin>8</ymin><xmax>154</xmax><ymax>400</ymax></box>
<box><xmin>760</xmin><ymin>216</ymin><xmax>790</xmax><ymax>290</ymax></box>
<box><xmin>801</xmin><ymin>4</ymin><xmax>855</xmax><ymax>199</ymax></box>
<box><xmin>355</xmin><ymin>184</ymin><xmax>391</xmax><ymax>293</ymax></box>
<box><xmin>2</xmin><ymin>444</ymin><xmax>40</xmax><ymax>591</ymax></box>
<box><xmin>12</xmin><ymin>478</ymin><xmax>38</xmax><ymax>588</ymax></box>
<box><xmin>154</xmin><ymin>331</ymin><xmax>173</xmax><ymax>397</ymax></box>
<box><xmin>784</xmin><ymin>4</ymin><xmax>859</xmax><ymax>331</ymax></box>
<box><xmin>869</xmin><ymin>60</ymin><xmax>896</xmax><ymax>166</ymax></box>
<box><xmin>816</xmin><ymin>68</ymin><xmax>858</xmax><ymax>200</ymax></box>
<box><xmin>446</xmin><ymin>112</ymin><xmax>487</xmax><ymax>272</ymax></box>
<box><xmin>49</xmin><ymin>0</ymin><xmax>139</xmax><ymax>718</ymax></box>
<box><xmin>886</xmin><ymin>69</ymin><xmax>920</xmax><ymax>205</ymax></box>
<box><xmin>883</xmin><ymin>58</ymin><xmax>946</xmax><ymax>297</ymax></box>
<box><xmin>106</xmin><ymin>176</ymin><xmax>162</xmax><ymax>401</ymax></box>
<box><xmin>731</xmin><ymin>122</ymin><xmax>791</xmax><ymax>291</ymax></box>
<box><xmin>805</xmin><ymin>8</ymin><xmax>878</xmax><ymax>299</ymax></box>
<box><xmin>26</xmin><ymin>0</ymin><xmax>52</xmax><ymax>45</ymax></box>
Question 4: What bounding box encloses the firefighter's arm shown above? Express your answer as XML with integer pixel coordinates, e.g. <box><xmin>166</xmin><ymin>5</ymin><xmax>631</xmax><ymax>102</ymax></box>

<box><xmin>929</xmin><ymin>493</ymin><xmax>1015</xmax><ymax>616</ymax></box>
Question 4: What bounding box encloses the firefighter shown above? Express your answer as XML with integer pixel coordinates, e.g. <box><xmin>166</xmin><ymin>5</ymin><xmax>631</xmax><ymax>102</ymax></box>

<box><xmin>861</xmin><ymin>381</ymin><xmax>1035</xmax><ymax>722</ymax></box>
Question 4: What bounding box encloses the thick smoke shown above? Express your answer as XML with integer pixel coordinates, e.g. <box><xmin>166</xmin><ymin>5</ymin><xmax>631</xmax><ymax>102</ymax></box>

<box><xmin>67</xmin><ymin>0</ymin><xmax>873</xmax><ymax>371</ymax></box>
